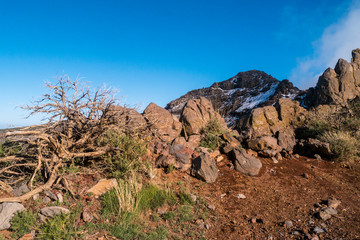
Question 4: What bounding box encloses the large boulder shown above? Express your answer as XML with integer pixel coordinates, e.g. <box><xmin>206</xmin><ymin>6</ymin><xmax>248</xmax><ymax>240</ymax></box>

<box><xmin>180</xmin><ymin>97</ymin><xmax>227</xmax><ymax>137</ymax></box>
<box><xmin>304</xmin><ymin>48</ymin><xmax>360</xmax><ymax>107</ymax></box>
<box><xmin>109</xmin><ymin>105</ymin><xmax>148</xmax><ymax>134</ymax></box>
<box><xmin>191</xmin><ymin>152</ymin><xmax>218</xmax><ymax>183</ymax></box>
<box><xmin>229</xmin><ymin>149</ymin><xmax>262</xmax><ymax>176</ymax></box>
<box><xmin>143</xmin><ymin>103</ymin><xmax>181</xmax><ymax>142</ymax></box>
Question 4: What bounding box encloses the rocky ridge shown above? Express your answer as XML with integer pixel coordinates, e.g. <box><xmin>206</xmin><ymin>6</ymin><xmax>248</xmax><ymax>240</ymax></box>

<box><xmin>166</xmin><ymin>70</ymin><xmax>302</xmax><ymax>128</ymax></box>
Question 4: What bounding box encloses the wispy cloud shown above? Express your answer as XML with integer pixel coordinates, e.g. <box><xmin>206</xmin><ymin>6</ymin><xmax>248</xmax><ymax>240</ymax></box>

<box><xmin>290</xmin><ymin>1</ymin><xmax>360</xmax><ymax>89</ymax></box>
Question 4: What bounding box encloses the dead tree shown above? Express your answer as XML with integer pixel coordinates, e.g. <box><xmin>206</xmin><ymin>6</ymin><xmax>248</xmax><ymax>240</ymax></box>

<box><xmin>0</xmin><ymin>76</ymin><xmax>121</xmax><ymax>202</ymax></box>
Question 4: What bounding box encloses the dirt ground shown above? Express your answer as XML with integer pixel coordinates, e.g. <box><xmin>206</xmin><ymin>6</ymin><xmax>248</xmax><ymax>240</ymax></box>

<box><xmin>160</xmin><ymin>156</ymin><xmax>360</xmax><ymax>240</ymax></box>
<box><xmin>1</xmin><ymin>155</ymin><xmax>359</xmax><ymax>240</ymax></box>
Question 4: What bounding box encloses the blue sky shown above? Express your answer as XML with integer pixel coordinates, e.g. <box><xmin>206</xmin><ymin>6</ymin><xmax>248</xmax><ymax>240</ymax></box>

<box><xmin>0</xmin><ymin>0</ymin><xmax>359</xmax><ymax>128</ymax></box>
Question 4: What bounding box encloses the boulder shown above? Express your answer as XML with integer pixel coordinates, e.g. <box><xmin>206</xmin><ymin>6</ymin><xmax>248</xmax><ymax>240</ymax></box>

<box><xmin>0</xmin><ymin>202</ymin><xmax>25</xmax><ymax>230</ymax></box>
<box><xmin>180</xmin><ymin>97</ymin><xmax>227</xmax><ymax>137</ymax></box>
<box><xmin>296</xmin><ymin>138</ymin><xmax>332</xmax><ymax>158</ymax></box>
<box><xmin>40</xmin><ymin>206</ymin><xmax>70</xmax><ymax>217</ymax></box>
<box><xmin>169</xmin><ymin>144</ymin><xmax>193</xmax><ymax>171</ymax></box>
<box><xmin>229</xmin><ymin>149</ymin><xmax>262</xmax><ymax>176</ymax></box>
<box><xmin>191</xmin><ymin>152</ymin><xmax>218</xmax><ymax>183</ymax></box>
<box><xmin>244</xmin><ymin>98</ymin><xmax>306</xmax><ymax>153</ymax></box>
<box><xmin>187</xmin><ymin>135</ymin><xmax>202</xmax><ymax>148</ymax></box>
<box><xmin>143</xmin><ymin>103</ymin><xmax>181</xmax><ymax>142</ymax></box>
<box><xmin>155</xmin><ymin>154</ymin><xmax>176</xmax><ymax>168</ymax></box>
<box><xmin>109</xmin><ymin>105</ymin><xmax>147</xmax><ymax>134</ymax></box>
<box><xmin>248</xmin><ymin>136</ymin><xmax>279</xmax><ymax>151</ymax></box>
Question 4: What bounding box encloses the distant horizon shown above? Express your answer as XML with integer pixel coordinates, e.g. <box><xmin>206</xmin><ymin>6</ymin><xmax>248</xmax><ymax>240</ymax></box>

<box><xmin>1</xmin><ymin>0</ymin><xmax>360</xmax><ymax>128</ymax></box>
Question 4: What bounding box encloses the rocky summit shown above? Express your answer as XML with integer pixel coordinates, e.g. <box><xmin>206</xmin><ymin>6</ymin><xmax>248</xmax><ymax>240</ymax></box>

<box><xmin>166</xmin><ymin>70</ymin><xmax>302</xmax><ymax>128</ymax></box>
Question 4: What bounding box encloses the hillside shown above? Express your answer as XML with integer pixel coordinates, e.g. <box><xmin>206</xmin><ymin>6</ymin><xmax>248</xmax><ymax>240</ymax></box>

<box><xmin>0</xmin><ymin>49</ymin><xmax>360</xmax><ymax>240</ymax></box>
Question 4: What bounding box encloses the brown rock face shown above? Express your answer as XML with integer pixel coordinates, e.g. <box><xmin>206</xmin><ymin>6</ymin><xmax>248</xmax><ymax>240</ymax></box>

<box><xmin>244</xmin><ymin>98</ymin><xmax>307</xmax><ymax>152</ymax></box>
<box><xmin>143</xmin><ymin>102</ymin><xmax>181</xmax><ymax>142</ymax></box>
<box><xmin>109</xmin><ymin>105</ymin><xmax>148</xmax><ymax>134</ymax></box>
<box><xmin>304</xmin><ymin>48</ymin><xmax>360</xmax><ymax>107</ymax></box>
<box><xmin>180</xmin><ymin>97</ymin><xmax>227</xmax><ymax>137</ymax></box>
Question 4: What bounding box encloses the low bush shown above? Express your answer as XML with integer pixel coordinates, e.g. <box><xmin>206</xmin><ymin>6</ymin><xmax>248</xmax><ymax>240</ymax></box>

<box><xmin>10</xmin><ymin>211</ymin><xmax>37</xmax><ymax>238</ymax></box>
<box><xmin>200</xmin><ymin>118</ymin><xmax>225</xmax><ymax>150</ymax></box>
<box><xmin>98</xmin><ymin>130</ymin><xmax>147</xmax><ymax>178</ymax></box>
<box><xmin>138</xmin><ymin>184</ymin><xmax>176</xmax><ymax>211</ymax></box>
<box><xmin>319</xmin><ymin>131</ymin><xmax>359</xmax><ymax>160</ymax></box>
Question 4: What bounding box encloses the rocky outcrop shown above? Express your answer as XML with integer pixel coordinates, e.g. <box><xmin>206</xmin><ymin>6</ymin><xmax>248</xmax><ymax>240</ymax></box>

<box><xmin>229</xmin><ymin>149</ymin><xmax>262</xmax><ymax>176</ymax></box>
<box><xmin>180</xmin><ymin>97</ymin><xmax>227</xmax><ymax>137</ymax></box>
<box><xmin>166</xmin><ymin>70</ymin><xmax>302</xmax><ymax>128</ymax></box>
<box><xmin>191</xmin><ymin>152</ymin><xmax>218</xmax><ymax>183</ymax></box>
<box><xmin>244</xmin><ymin>98</ymin><xmax>307</xmax><ymax>152</ymax></box>
<box><xmin>304</xmin><ymin>48</ymin><xmax>360</xmax><ymax>107</ymax></box>
<box><xmin>110</xmin><ymin>105</ymin><xmax>148</xmax><ymax>134</ymax></box>
<box><xmin>143</xmin><ymin>102</ymin><xmax>181</xmax><ymax>142</ymax></box>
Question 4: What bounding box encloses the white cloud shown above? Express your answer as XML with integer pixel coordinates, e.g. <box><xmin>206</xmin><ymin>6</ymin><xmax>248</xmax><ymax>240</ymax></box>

<box><xmin>290</xmin><ymin>2</ymin><xmax>360</xmax><ymax>89</ymax></box>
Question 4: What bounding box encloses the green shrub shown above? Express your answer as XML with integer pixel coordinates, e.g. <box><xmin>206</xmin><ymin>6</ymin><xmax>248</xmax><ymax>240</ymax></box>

<box><xmin>178</xmin><ymin>192</ymin><xmax>194</xmax><ymax>205</ymax></box>
<box><xmin>200</xmin><ymin>118</ymin><xmax>225</xmax><ymax>150</ymax></box>
<box><xmin>319</xmin><ymin>131</ymin><xmax>359</xmax><ymax>160</ymax></box>
<box><xmin>177</xmin><ymin>205</ymin><xmax>194</xmax><ymax>222</ymax></box>
<box><xmin>0</xmin><ymin>140</ymin><xmax>22</xmax><ymax>157</ymax></box>
<box><xmin>39</xmin><ymin>213</ymin><xmax>83</xmax><ymax>240</ymax></box>
<box><xmin>161</xmin><ymin>211</ymin><xmax>176</xmax><ymax>221</ymax></box>
<box><xmin>10</xmin><ymin>211</ymin><xmax>37</xmax><ymax>238</ymax></box>
<box><xmin>99</xmin><ymin>130</ymin><xmax>147</xmax><ymax>178</ymax></box>
<box><xmin>138</xmin><ymin>184</ymin><xmax>176</xmax><ymax>211</ymax></box>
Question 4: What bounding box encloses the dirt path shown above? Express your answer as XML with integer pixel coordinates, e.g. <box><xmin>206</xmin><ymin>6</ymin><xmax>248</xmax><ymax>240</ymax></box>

<box><xmin>165</xmin><ymin>156</ymin><xmax>360</xmax><ymax>239</ymax></box>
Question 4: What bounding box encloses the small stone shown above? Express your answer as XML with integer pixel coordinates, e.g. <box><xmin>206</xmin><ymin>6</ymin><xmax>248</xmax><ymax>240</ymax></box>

<box><xmin>189</xmin><ymin>194</ymin><xmax>197</xmax><ymax>202</ymax></box>
<box><xmin>82</xmin><ymin>211</ymin><xmax>93</xmax><ymax>222</ymax></box>
<box><xmin>284</xmin><ymin>220</ymin><xmax>293</xmax><ymax>227</ymax></box>
<box><xmin>216</xmin><ymin>155</ymin><xmax>224</xmax><ymax>162</ymax></box>
<box><xmin>313</xmin><ymin>227</ymin><xmax>324</xmax><ymax>234</ymax></box>
<box><xmin>310</xmin><ymin>236</ymin><xmax>319</xmax><ymax>240</ymax></box>
<box><xmin>12</xmin><ymin>183</ymin><xmax>30</xmax><ymax>197</ymax></box>
<box><xmin>18</xmin><ymin>233</ymin><xmax>34</xmax><ymax>240</ymax></box>
<box><xmin>87</xmin><ymin>178</ymin><xmax>118</xmax><ymax>197</ymax></box>
<box><xmin>314</xmin><ymin>154</ymin><xmax>322</xmax><ymax>160</ymax></box>
<box><xmin>157</xmin><ymin>206</ymin><xmax>168</xmax><ymax>215</ymax></box>
<box><xmin>205</xmin><ymin>224</ymin><xmax>210</xmax><ymax>229</ymax></box>
<box><xmin>292</xmin><ymin>231</ymin><xmax>300</xmax><ymax>236</ymax></box>
<box><xmin>294</xmin><ymin>154</ymin><xmax>300</xmax><ymax>158</ymax></box>
<box><xmin>38</xmin><ymin>213</ymin><xmax>47</xmax><ymax>223</ymax></box>
<box><xmin>42</xmin><ymin>196</ymin><xmax>51</xmax><ymax>203</ymax></box>
<box><xmin>271</xmin><ymin>157</ymin><xmax>279</xmax><ymax>164</ymax></box>
<box><xmin>207</xmin><ymin>204</ymin><xmax>215</xmax><ymax>210</ymax></box>
<box><xmin>308</xmin><ymin>220</ymin><xmax>315</xmax><ymax>225</ymax></box>
<box><xmin>275</xmin><ymin>152</ymin><xmax>283</xmax><ymax>161</ymax></box>
<box><xmin>318</xmin><ymin>207</ymin><xmax>337</xmax><ymax>220</ymax></box>
<box><xmin>236</xmin><ymin>194</ymin><xmax>246</xmax><ymax>199</ymax></box>
<box><xmin>220</xmin><ymin>193</ymin><xmax>227</xmax><ymax>198</ymax></box>
<box><xmin>32</xmin><ymin>194</ymin><xmax>40</xmax><ymax>201</ymax></box>
<box><xmin>302</xmin><ymin>173</ymin><xmax>309</xmax><ymax>179</ymax></box>
<box><xmin>56</xmin><ymin>193</ymin><xmax>63</xmax><ymax>203</ymax></box>
<box><xmin>320</xmin><ymin>223</ymin><xmax>328</xmax><ymax>232</ymax></box>
<box><xmin>45</xmin><ymin>190</ymin><xmax>58</xmax><ymax>201</ymax></box>
<box><xmin>327</xmin><ymin>198</ymin><xmax>341</xmax><ymax>209</ymax></box>
<box><xmin>251</xmin><ymin>217</ymin><xmax>257</xmax><ymax>224</ymax></box>
<box><xmin>40</xmin><ymin>206</ymin><xmax>70</xmax><ymax>217</ymax></box>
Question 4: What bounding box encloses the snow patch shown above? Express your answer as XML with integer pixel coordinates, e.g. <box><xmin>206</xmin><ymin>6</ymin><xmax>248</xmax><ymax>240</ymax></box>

<box><xmin>235</xmin><ymin>83</ymin><xmax>279</xmax><ymax>113</ymax></box>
